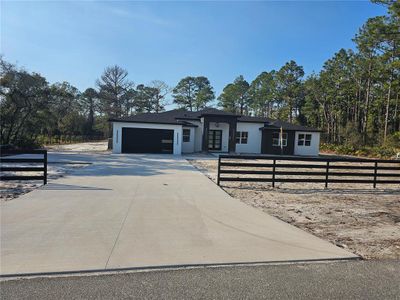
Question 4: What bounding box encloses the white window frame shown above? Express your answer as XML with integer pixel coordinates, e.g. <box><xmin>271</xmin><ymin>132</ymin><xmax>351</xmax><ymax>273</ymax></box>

<box><xmin>298</xmin><ymin>133</ymin><xmax>312</xmax><ymax>146</ymax></box>
<box><xmin>272</xmin><ymin>132</ymin><xmax>287</xmax><ymax>147</ymax></box>
<box><xmin>236</xmin><ymin>131</ymin><xmax>248</xmax><ymax>144</ymax></box>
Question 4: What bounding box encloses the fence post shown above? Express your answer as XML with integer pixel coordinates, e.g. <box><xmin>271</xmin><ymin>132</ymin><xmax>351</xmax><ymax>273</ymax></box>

<box><xmin>272</xmin><ymin>159</ymin><xmax>276</xmax><ymax>188</ymax></box>
<box><xmin>325</xmin><ymin>161</ymin><xmax>330</xmax><ymax>189</ymax></box>
<box><xmin>217</xmin><ymin>156</ymin><xmax>221</xmax><ymax>186</ymax></box>
<box><xmin>44</xmin><ymin>150</ymin><xmax>48</xmax><ymax>185</ymax></box>
<box><xmin>373</xmin><ymin>161</ymin><xmax>378</xmax><ymax>188</ymax></box>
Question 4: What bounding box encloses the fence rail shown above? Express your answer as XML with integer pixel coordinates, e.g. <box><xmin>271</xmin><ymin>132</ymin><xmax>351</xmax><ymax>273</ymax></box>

<box><xmin>0</xmin><ymin>150</ymin><xmax>47</xmax><ymax>184</ymax></box>
<box><xmin>217</xmin><ymin>155</ymin><xmax>400</xmax><ymax>188</ymax></box>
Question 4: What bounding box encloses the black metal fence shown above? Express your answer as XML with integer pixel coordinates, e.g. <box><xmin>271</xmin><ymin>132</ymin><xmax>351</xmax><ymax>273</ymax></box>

<box><xmin>217</xmin><ymin>155</ymin><xmax>400</xmax><ymax>188</ymax></box>
<box><xmin>0</xmin><ymin>150</ymin><xmax>48</xmax><ymax>185</ymax></box>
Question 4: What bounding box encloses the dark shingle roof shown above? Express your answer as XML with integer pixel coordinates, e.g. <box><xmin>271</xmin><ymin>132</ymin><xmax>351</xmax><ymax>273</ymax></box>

<box><xmin>262</xmin><ymin>120</ymin><xmax>321</xmax><ymax>132</ymax></box>
<box><xmin>109</xmin><ymin>109</ymin><xmax>198</xmax><ymax>127</ymax></box>
<box><xmin>237</xmin><ymin>115</ymin><xmax>274</xmax><ymax>123</ymax></box>
<box><xmin>198</xmin><ymin>108</ymin><xmax>239</xmax><ymax>117</ymax></box>
<box><xmin>110</xmin><ymin>108</ymin><xmax>321</xmax><ymax>132</ymax></box>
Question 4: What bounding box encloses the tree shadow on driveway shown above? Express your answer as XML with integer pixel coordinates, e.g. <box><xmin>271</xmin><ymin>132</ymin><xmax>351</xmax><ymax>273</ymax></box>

<box><xmin>42</xmin><ymin>183</ymin><xmax>112</xmax><ymax>191</ymax></box>
<box><xmin>55</xmin><ymin>153</ymin><xmax>197</xmax><ymax>178</ymax></box>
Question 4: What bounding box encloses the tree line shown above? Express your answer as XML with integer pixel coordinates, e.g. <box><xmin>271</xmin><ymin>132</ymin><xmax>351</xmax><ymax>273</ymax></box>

<box><xmin>1</xmin><ymin>0</ymin><xmax>398</xmax><ymax>150</ymax></box>
<box><xmin>219</xmin><ymin>0</ymin><xmax>399</xmax><ymax>148</ymax></box>
<box><xmin>0</xmin><ymin>63</ymin><xmax>169</xmax><ymax>147</ymax></box>
<box><xmin>0</xmin><ymin>57</ymin><xmax>219</xmax><ymax>147</ymax></box>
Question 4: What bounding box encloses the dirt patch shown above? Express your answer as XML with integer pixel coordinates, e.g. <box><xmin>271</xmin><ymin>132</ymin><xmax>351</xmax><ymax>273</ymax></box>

<box><xmin>46</xmin><ymin>141</ymin><xmax>108</xmax><ymax>152</ymax></box>
<box><xmin>188</xmin><ymin>159</ymin><xmax>400</xmax><ymax>260</ymax></box>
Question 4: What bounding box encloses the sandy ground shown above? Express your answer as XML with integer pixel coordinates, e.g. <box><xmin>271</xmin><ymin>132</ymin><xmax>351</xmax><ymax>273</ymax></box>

<box><xmin>188</xmin><ymin>159</ymin><xmax>400</xmax><ymax>260</ymax></box>
<box><xmin>0</xmin><ymin>142</ymin><xmax>108</xmax><ymax>201</ymax></box>
<box><xmin>46</xmin><ymin>141</ymin><xmax>108</xmax><ymax>152</ymax></box>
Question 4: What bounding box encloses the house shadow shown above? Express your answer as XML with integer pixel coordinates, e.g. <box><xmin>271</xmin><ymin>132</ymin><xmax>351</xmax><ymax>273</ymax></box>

<box><xmin>3</xmin><ymin>152</ymin><xmax>208</xmax><ymax>181</ymax></box>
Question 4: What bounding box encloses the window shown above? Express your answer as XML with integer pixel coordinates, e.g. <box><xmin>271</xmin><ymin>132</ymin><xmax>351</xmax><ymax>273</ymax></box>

<box><xmin>241</xmin><ymin>132</ymin><xmax>248</xmax><ymax>144</ymax></box>
<box><xmin>305</xmin><ymin>134</ymin><xmax>312</xmax><ymax>146</ymax></box>
<box><xmin>236</xmin><ymin>131</ymin><xmax>248</xmax><ymax>144</ymax></box>
<box><xmin>183</xmin><ymin>129</ymin><xmax>190</xmax><ymax>142</ymax></box>
<box><xmin>236</xmin><ymin>132</ymin><xmax>241</xmax><ymax>144</ymax></box>
<box><xmin>272</xmin><ymin>132</ymin><xmax>287</xmax><ymax>147</ymax></box>
<box><xmin>298</xmin><ymin>134</ymin><xmax>312</xmax><ymax>146</ymax></box>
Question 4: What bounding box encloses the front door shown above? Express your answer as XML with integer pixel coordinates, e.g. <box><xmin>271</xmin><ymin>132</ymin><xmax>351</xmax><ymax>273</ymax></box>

<box><xmin>208</xmin><ymin>130</ymin><xmax>222</xmax><ymax>151</ymax></box>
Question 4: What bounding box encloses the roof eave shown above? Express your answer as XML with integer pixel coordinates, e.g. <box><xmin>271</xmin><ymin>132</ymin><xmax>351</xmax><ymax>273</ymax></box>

<box><xmin>259</xmin><ymin>126</ymin><xmax>322</xmax><ymax>132</ymax></box>
<box><xmin>200</xmin><ymin>113</ymin><xmax>240</xmax><ymax>117</ymax></box>
<box><xmin>109</xmin><ymin>119</ymin><xmax>188</xmax><ymax>126</ymax></box>
<box><xmin>238</xmin><ymin>120</ymin><xmax>267</xmax><ymax>124</ymax></box>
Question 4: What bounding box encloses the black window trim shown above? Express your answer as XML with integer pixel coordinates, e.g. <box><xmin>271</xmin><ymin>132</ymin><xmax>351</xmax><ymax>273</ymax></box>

<box><xmin>298</xmin><ymin>133</ymin><xmax>312</xmax><ymax>147</ymax></box>
<box><xmin>183</xmin><ymin>128</ymin><xmax>191</xmax><ymax>143</ymax></box>
<box><xmin>236</xmin><ymin>131</ymin><xmax>248</xmax><ymax>144</ymax></box>
<box><xmin>272</xmin><ymin>132</ymin><xmax>287</xmax><ymax>147</ymax></box>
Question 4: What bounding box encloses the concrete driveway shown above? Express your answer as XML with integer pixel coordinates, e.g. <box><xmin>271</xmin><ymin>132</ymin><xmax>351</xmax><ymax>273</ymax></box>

<box><xmin>1</xmin><ymin>153</ymin><xmax>357</xmax><ymax>276</ymax></box>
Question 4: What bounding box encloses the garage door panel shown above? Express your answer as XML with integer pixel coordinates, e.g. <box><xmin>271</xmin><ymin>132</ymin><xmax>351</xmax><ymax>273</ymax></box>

<box><xmin>122</xmin><ymin>128</ymin><xmax>174</xmax><ymax>154</ymax></box>
<box><xmin>160</xmin><ymin>133</ymin><xmax>173</xmax><ymax>153</ymax></box>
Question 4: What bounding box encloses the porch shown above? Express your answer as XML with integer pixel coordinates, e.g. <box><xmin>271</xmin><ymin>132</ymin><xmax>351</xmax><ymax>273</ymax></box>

<box><xmin>201</xmin><ymin>115</ymin><xmax>238</xmax><ymax>153</ymax></box>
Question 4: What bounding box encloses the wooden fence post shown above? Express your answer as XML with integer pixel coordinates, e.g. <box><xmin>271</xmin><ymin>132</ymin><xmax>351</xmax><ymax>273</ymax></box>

<box><xmin>272</xmin><ymin>159</ymin><xmax>276</xmax><ymax>188</ymax></box>
<box><xmin>325</xmin><ymin>161</ymin><xmax>330</xmax><ymax>189</ymax></box>
<box><xmin>44</xmin><ymin>150</ymin><xmax>48</xmax><ymax>185</ymax></box>
<box><xmin>217</xmin><ymin>156</ymin><xmax>221</xmax><ymax>186</ymax></box>
<box><xmin>373</xmin><ymin>161</ymin><xmax>378</xmax><ymax>188</ymax></box>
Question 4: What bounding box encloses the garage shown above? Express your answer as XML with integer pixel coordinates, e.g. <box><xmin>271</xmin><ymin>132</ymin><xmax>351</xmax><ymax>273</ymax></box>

<box><xmin>121</xmin><ymin>128</ymin><xmax>174</xmax><ymax>154</ymax></box>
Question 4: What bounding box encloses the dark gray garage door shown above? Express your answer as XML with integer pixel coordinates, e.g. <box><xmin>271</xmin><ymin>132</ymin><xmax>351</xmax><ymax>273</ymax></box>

<box><xmin>121</xmin><ymin>128</ymin><xmax>174</xmax><ymax>154</ymax></box>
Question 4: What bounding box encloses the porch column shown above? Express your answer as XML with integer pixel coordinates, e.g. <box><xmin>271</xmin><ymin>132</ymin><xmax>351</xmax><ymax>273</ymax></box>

<box><xmin>202</xmin><ymin>117</ymin><xmax>210</xmax><ymax>152</ymax></box>
<box><xmin>228</xmin><ymin>118</ymin><xmax>237</xmax><ymax>153</ymax></box>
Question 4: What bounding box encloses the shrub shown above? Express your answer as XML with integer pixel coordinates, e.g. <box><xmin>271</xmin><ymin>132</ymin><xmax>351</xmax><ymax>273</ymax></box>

<box><xmin>385</xmin><ymin>132</ymin><xmax>400</xmax><ymax>148</ymax></box>
<box><xmin>320</xmin><ymin>143</ymin><xmax>398</xmax><ymax>159</ymax></box>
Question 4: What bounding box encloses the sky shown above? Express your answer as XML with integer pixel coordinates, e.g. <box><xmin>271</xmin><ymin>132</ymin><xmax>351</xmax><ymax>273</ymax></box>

<box><xmin>1</xmin><ymin>0</ymin><xmax>386</xmax><ymax>107</ymax></box>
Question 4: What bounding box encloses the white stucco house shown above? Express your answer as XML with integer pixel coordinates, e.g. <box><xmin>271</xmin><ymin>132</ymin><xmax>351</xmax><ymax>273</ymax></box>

<box><xmin>110</xmin><ymin>108</ymin><xmax>321</xmax><ymax>156</ymax></box>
